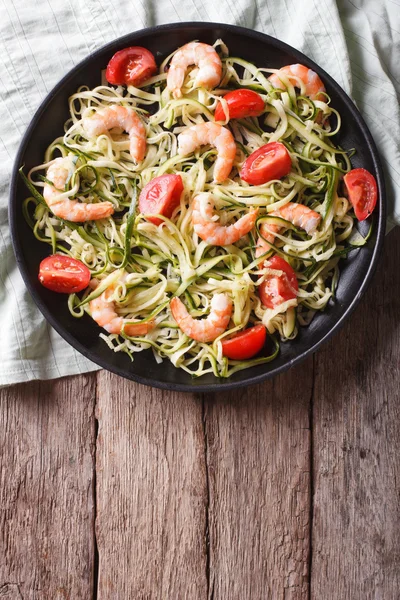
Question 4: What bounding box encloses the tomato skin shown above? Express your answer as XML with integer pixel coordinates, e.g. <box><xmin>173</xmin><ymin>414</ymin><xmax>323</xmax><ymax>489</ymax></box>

<box><xmin>259</xmin><ymin>256</ymin><xmax>298</xmax><ymax>309</ymax></box>
<box><xmin>240</xmin><ymin>142</ymin><xmax>292</xmax><ymax>186</ymax></box>
<box><xmin>38</xmin><ymin>255</ymin><xmax>91</xmax><ymax>294</ymax></box>
<box><xmin>221</xmin><ymin>324</ymin><xmax>267</xmax><ymax>360</ymax></box>
<box><xmin>106</xmin><ymin>46</ymin><xmax>157</xmax><ymax>86</ymax></box>
<box><xmin>343</xmin><ymin>168</ymin><xmax>378</xmax><ymax>221</ymax></box>
<box><xmin>139</xmin><ymin>174</ymin><xmax>184</xmax><ymax>225</ymax></box>
<box><xmin>214</xmin><ymin>89</ymin><xmax>265</xmax><ymax>122</ymax></box>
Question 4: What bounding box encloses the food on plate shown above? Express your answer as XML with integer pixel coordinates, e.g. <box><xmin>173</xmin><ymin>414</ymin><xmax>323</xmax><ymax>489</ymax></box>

<box><xmin>38</xmin><ymin>255</ymin><xmax>91</xmax><ymax>293</ymax></box>
<box><xmin>221</xmin><ymin>324</ymin><xmax>266</xmax><ymax>360</ymax></box>
<box><xmin>89</xmin><ymin>272</ymin><xmax>156</xmax><ymax>336</ymax></box>
<box><xmin>240</xmin><ymin>142</ymin><xmax>292</xmax><ymax>186</ymax></box>
<box><xmin>214</xmin><ymin>89</ymin><xmax>264</xmax><ymax>122</ymax></box>
<box><xmin>105</xmin><ymin>46</ymin><xmax>157</xmax><ymax>86</ymax></box>
<box><xmin>166</xmin><ymin>41</ymin><xmax>222</xmax><ymax>98</ymax></box>
<box><xmin>82</xmin><ymin>105</ymin><xmax>147</xmax><ymax>162</ymax></box>
<box><xmin>43</xmin><ymin>156</ymin><xmax>115</xmax><ymax>221</ymax></box>
<box><xmin>170</xmin><ymin>293</ymin><xmax>232</xmax><ymax>343</ymax></box>
<box><xmin>139</xmin><ymin>174</ymin><xmax>184</xmax><ymax>225</ymax></box>
<box><xmin>21</xmin><ymin>39</ymin><xmax>377</xmax><ymax>378</ymax></box>
<box><xmin>192</xmin><ymin>193</ymin><xmax>258</xmax><ymax>245</ymax></box>
<box><xmin>343</xmin><ymin>168</ymin><xmax>378</xmax><ymax>221</ymax></box>
<box><xmin>258</xmin><ymin>256</ymin><xmax>299</xmax><ymax>309</ymax></box>
<box><xmin>269</xmin><ymin>63</ymin><xmax>326</xmax><ymax>101</ymax></box>
<box><xmin>256</xmin><ymin>203</ymin><xmax>321</xmax><ymax>257</ymax></box>
<box><xmin>177</xmin><ymin>121</ymin><xmax>236</xmax><ymax>183</ymax></box>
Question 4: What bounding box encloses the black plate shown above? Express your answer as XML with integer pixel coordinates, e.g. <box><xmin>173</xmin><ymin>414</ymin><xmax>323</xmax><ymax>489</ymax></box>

<box><xmin>9</xmin><ymin>22</ymin><xmax>386</xmax><ymax>392</ymax></box>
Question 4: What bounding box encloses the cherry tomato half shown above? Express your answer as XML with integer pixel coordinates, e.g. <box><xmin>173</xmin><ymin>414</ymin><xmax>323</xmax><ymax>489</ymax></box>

<box><xmin>343</xmin><ymin>168</ymin><xmax>378</xmax><ymax>221</ymax></box>
<box><xmin>139</xmin><ymin>174</ymin><xmax>184</xmax><ymax>226</ymax></box>
<box><xmin>214</xmin><ymin>89</ymin><xmax>265</xmax><ymax>122</ymax></box>
<box><xmin>240</xmin><ymin>142</ymin><xmax>292</xmax><ymax>186</ymax></box>
<box><xmin>221</xmin><ymin>324</ymin><xmax>267</xmax><ymax>360</ymax></box>
<box><xmin>259</xmin><ymin>256</ymin><xmax>298</xmax><ymax>309</ymax></box>
<box><xmin>106</xmin><ymin>46</ymin><xmax>157</xmax><ymax>87</ymax></box>
<box><xmin>38</xmin><ymin>255</ymin><xmax>91</xmax><ymax>294</ymax></box>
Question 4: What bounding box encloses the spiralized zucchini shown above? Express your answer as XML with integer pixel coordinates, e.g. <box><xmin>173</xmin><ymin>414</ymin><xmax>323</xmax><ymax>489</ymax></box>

<box><xmin>21</xmin><ymin>39</ymin><xmax>367</xmax><ymax>378</ymax></box>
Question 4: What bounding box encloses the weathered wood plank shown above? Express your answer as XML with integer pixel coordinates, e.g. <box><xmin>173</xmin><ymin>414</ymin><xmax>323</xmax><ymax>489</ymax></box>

<box><xmin>95</xmin><ymin>371</ymin><xmax>208</xmax><ymax>598</ymax></box>
<box><xmin>0</xmin><ymin>373</ymin><xmax>97</xmax><ymax>600</ymax></box>
<box><xmin>205</xmin><ymin>362</ymin><xmax>313</xmax><ymax>600</ymax></box>
<box><xmin>311</xmin><ymin>228</ymin><xmax>400</xmax><ymax>599</ymax></box>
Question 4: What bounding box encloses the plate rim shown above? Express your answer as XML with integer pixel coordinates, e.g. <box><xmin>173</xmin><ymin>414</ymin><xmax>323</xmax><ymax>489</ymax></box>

<box><xmin>9</xmin><ymin>21</ymin><xmax>386</xmax><ymax>392</ymax></box>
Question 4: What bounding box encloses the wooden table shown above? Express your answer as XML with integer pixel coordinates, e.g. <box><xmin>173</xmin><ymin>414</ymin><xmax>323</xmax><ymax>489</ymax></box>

<box><xmin>1</xmin><ymin>228</ymin><xmax>399</xmax><ymax>599</ymax></box>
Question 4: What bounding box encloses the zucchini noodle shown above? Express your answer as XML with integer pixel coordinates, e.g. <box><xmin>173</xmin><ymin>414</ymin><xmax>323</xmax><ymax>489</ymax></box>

<box><xmin>21</xmin><ymin>40</ymin><xmax>368</xmax><ymax>378</ymax></box>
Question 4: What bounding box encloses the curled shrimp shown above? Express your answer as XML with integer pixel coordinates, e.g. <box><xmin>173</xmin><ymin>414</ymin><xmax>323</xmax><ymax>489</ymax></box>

<box><xmin>269</xmin><ymin>64</ymin><xmax>326</xmax><ymax>101</ymax></box>
<box><xmin>167</xmin><ymin>41</ymin><xmax>222</xmax><ymax>99</ymax></box>
<box><xmin>256</xmin><ymin>202</ymin><xmax>321</xmax><ymax>258</ymax></box>
<box><xmin>43</xmin><ymin>156</ymin><xmax>114</xmax><ymax>222</ymax></box>
<box><xmin>170</xmin><ymin>293</ymin><xmax>232</xmax><ymax>343</ymax></box>
<box><xmin>82</xmin><ymin>105</ymin><xmax>147</xmax><ymax>162</ymax></box>
<box><xmin>89</xmin><ymin>279</ymin><xmax>155</xmax><ymax>337</ymax></box>
<box><xmin>178</xmin><ymin>122</ymin><xmax>236</xmax><ymax>183</ymax></box>
<box><xmin>193</xmin><ymin>192</ymin><xmax>258</xmax><ymax>246</ymax></box>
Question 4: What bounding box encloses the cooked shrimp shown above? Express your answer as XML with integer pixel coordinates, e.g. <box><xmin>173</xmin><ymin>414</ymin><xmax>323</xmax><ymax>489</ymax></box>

<box><xmin>193</xmin><ymin>193</ymin><xmax>258</xmax><ymax>246</ymax></box>
<box><xmin>256</xmin><ymin>202</ymin><xmax>321</xmax><ymax>258</ymax></box>
<box><xmin>178</xmin><ymin>122</ymin><xmax>236</xmax><ymax>183</ymax></box>
<box><xmin>167</xmin><ymin>41</ymin><xmax>222</xmax><ymax>99</ymax></box>
<box><xmin>269</xmin><ymin>64</ymin><xmax>326</xmax><ymax>101</ymax></box>
<box><xmin>255</xmin><ymin>223</ymin><xmax>280</xmax><ymax>259</ymax></box>
<box><xmin>43</xmin><ymin>156</ymin><xmax>114</xmax><ymax>222</ymax></box>
<box><xmin>90</xmin><ymin>281</ymin><xmax>155</xmax><ymax>337</ymax></box>
<box><xmin>278</xmin><ymin>202</ymin><xmax>321</xmax><ymax>233</ymax></box>
<box><xmin>82</xmin><ymin>105</ymin><xmax>146</xmax><ymax>162</ymax></box>
<box><xmin>170</xmin><ymin>293</ymin><xmax>232</xmax><ymax>343</ymax></box>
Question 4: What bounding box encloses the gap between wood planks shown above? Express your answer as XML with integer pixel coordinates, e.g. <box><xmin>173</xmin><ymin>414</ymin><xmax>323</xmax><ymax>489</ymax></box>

<box><xmin>308</xmin><ymin>354</ymin><xmax>316</xmax><ymax>600</ymax></box>
<box><xmin>92</xmin><ymin>410</ymin><xmax>100</xmax><ymax>600</ymax></box>
<box><xmin>201</xmin><ymin>395</ymin><xmax>213</xmax><ymax>600</ymax></box>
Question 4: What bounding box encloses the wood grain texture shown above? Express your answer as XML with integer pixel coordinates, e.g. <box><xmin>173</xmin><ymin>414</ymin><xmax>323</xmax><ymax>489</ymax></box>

<box><xmin>0</xmin><ymin>374</ymin><xmax>97</xmax><ymax>600</ymax></box>
<box><xmin>95</xmin><ymin>371</ymin><xmax>208</xmax><ymax>599</ymax></box>
<box><xmin>311</xmin><ymin>228</ymin><xmax>400</xmax><ymax>599</ymax></box>
<box><xmin>205</xmin><ymin>362</ymin><xmax>313</xmax><ymax>600</ymax></box>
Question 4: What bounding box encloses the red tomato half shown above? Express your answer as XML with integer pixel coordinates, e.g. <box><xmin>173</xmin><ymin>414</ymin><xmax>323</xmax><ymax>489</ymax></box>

<box><xmin>139</xmin><ymin>174</ymin><xmax>184</xmax><ymax>225</ymax></box>
<box><xmin>221</xmin><ymin>324</ymin><xmax>267</xmax><ymax>360</ymax></box>
<box><xmin>240</xmin><ymin>142</ymin><xmax>292</xmax><ymax>186</ymax></box>
<box><xmin>259</xmin><ymin>256</ymin><xmax>298</xmax><ymax>309</ymax></box>
<box><xmin>106</xmin><ymin>46</ymin><xmax>157</xmax><ymax>86</ymax></box>
<box><xmin>38</xmin><ymin>255</ymin><xmax>91</xmax><ymax>294</ymax></box>
<box><xmin>214</xmin><ymin>89</ymin><xmax>265</xmax><ymax>122</ymax></box>
<box><xmin>343</xmin><ymin>168</ymin><xmax>378</xmax><ymax>221</ymax></box>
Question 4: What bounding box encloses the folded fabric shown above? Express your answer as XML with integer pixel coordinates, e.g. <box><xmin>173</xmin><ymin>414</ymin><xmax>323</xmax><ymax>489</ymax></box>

<box><xmin>0</xmin><ymin>0</ymin><xmax>398</xmax><ymax>386</ymax></box>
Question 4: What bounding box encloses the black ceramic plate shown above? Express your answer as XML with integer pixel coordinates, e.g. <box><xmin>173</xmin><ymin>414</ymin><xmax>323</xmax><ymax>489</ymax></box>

<box><xmin>9</xmin><ymin>22</ymin><xmax>385</xmax><ymax>392</ymax></box>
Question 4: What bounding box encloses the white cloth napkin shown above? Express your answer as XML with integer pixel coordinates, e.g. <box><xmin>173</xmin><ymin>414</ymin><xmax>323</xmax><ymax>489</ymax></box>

<box><xmin>0</xmin><ymin>0</ymin><xmax>398</xmax><ymax>386</ymax></box>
